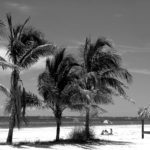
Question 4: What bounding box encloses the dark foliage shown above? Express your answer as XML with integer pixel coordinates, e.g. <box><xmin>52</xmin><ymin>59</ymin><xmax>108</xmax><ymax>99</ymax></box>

<box><xmin>69</xmin><ymin>127</ymin><xmax>95</xmax><ymax>141</ymax></box>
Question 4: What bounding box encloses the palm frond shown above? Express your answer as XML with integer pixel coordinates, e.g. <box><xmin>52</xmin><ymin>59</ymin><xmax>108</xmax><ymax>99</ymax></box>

<box><xmin>101</xmin><ymin>77</ymin><xmax>127</xmax><ymax>96</ymax></box>
<box><xmin>69</xmin><ymin>103</ymin><xmax>85</xmax><ymax>111</ymax></box>
<box><xmin>57</xmin><ymin>54</ymin><xmax>78</xmax><ymax>74</ymax></box>
<box><xmin>18</xmin><ymin>17</ymin><xmax>30</xmax><ymax>40</ymax></box>
<box><xmin>0</xmin><ymin>56</ymin><xmax>7</xmax><ymax>62</ymax></box>
<box><xmin>19</xmin><ymin>44</ymin><xmax>55</xmax><ymax>68</ymax></box>
<box><xmin>45</xmin><ymin>57</ymin><xmax>55</xmax><ymax>78</ymax></box>
<box><xmin>4</xmin><ymin>98</ymin><xmax>12</xmax><ymax>114</ymax></box>
<box><xmin>101</xmin><ymin>68</ymin><xmax>132</xmax><ymax>83</ymax></box>
<box><xmin>94</xmin><ymin>37</ymin><xmax>112</xmax><ymax>51</ymax></box>
<box><xmin>85</xmin><ymin>37</ymin><xmax>112</xmax><ymax>71</ymax></box>
<box><xmin>25</xmin><ymin>91</ymin><xmax>41</xmax><ymax>107</ymax></box>
<box><xmin>6</xmin><ymin>13</ymin><xmax>14</xmax><ymax>40</ymax></box>
<box><xmin>91</xmin><ymin>104</ymin><xmax>107</xmax><ymax>113</ymax></box>
<box><xmin>38</xmin><ymin>71</ymin><xmax>59</xmax><ymax>102</ymax></box>
<box><xmin>0</xmin><ymin>20</ymin><xmax>6</xmax><ymax>36</ymax></box>
<box><xmin>57</xmin><ymin>56</ymin><xmax>79</xmax><ymax>90</ymax></box>
<box><xmin>83</xmin><ymin>38</ymin><xmax>91</xmax><ymax>69</ymax></box>
<box><xmin>0</xmin><ymin>60</ymin><xmax>19</xmax><ymax>69</ymax></box>
<box><xmin>13</xmin><ymin>25</ymin><xmax>22</xmax><ymax>40</ymax></box>
<box><xmin>0</xmin><ymin>20</ymin><xmax>4</xmax><ymax>27</ymax></box>
<box><xmin>0</xmin><ymin>84</ymin><xmax>10</xmax><ymax>97</ymax></box>
<box><xmin>94</xmin><ymin>90</ymin><xmax>113</xmax><ymax>104</ymax></box>
<box><xmin>21</xmin><ymin>27</ymin><xmax>47</xmax><ymax>46</ymax></box>
<box><xmin>0</xmin><ymin>56</ymin><xmax>8</xmax><ymax>69</ymax></box>
<box><xmin>10</xmin><ymin>40</ymin><xmax>26</xmax><ymax>61</ymax></box>
<box><xmin>52</xmin><ymin>48</ymin><xmax>66</xmax><ymax>73</ymax></box>
<box><xmin>92</xmin><ymin>52</ymin><xmax>122</xmax><ymax>72</ymax></box>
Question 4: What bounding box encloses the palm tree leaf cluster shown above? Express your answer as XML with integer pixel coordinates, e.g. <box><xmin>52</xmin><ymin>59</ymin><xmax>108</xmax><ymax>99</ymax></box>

<box><xmin>38</xmin><ymin>48</ymin><xmax>79</xmax><ymax>106</ymax></box>
<box><xmin>138</xmin><ymin>105</ymin><xmax>150</xmax><ymax>119</ymax></box>
<box><xmin>83</xmin><ymin>37</ymin><xmax>132</xmax><ymax>99</ymax></box>
<box><xmin>5</xmin><ymin>14</ymin><xmax>55</xmax><ymax>67</ymax></box>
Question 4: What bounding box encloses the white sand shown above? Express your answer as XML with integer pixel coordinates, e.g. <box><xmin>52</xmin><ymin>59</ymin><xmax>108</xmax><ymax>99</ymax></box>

<box><xmin>0</xmin><ymin>125</ymin><xmax>150</xmax><ymax>150</ymax></box>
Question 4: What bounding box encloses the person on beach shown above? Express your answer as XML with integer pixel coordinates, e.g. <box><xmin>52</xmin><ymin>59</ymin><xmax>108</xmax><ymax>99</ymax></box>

<box><xmin>101</xmin><ymin>128</ymin><xmax>113</xmax><ymax>135</ymax></box>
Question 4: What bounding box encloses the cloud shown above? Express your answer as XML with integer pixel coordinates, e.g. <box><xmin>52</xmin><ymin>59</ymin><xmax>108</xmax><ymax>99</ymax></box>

<box><xmin>5</xmin><ymin>2</ymin><xmax>31</xmax><ymax>13</ymax></box>
<box><xmin>0</xmin><ymin>46</ymin><xmax>13</xmax><ymax>75</ymax></box>
<box><xmin>69</xmin><ymin>40</ymin><xmax>84</xmax><ymax>46</ymax></box>
<box><xmin>29</xmin><ymin>55</ymin><xmax>54</xmax><ymax>70</ymax></box>
<box><xmin>30</xmin><ymin>58</ymin><xmax>46</xmax><ymax>70</ymax></box>
<box><xmin>129</xmin><ymin>68</ymin><xmax>150</xmax><ymax>75</ymax></box>
<box><xmin>0</xmin><ymin>40</ymin><xmax>8</xmax><ymax>45</ymax></box>
<box><xmin>67</xmin><ymin>45</ymin><xmax>79</xmax><ymax>49</ymax></box>
<box><xmin>0</xmin><ymin>46</ymin><xmax>8</xmax><ymax>60</ymax></box>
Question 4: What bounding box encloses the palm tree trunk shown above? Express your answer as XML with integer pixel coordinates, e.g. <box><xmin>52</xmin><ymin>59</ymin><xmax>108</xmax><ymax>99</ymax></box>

<box><xmin>55</xmin><ymin>105</ymin><xmax>62</xmax><ymax>141</ymax></box>
<box><xmin>6</xmin><ymin>69</ymin><xmax>18</xmax><ymax>144</ymax></box>
<box><xmin>56</xmin><ymin>117</ymin><xmax>61</xmax><ymax>141</ymax></box>
<box><xmin>85</xmin><ymin>107</ymin><xmax>90</xmax><ymax>140</ymax></box>
<box><xmin>6</xmin><ymin>105</ymin><xmax>15</xmax><ymax>144</ymax></box>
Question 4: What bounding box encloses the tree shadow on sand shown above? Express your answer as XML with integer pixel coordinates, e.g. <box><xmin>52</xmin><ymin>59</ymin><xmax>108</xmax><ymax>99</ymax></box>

<box><xmin>8</xmin><ymin>139</ymin><xmax>133</xmax><ymax>149</ymax></box>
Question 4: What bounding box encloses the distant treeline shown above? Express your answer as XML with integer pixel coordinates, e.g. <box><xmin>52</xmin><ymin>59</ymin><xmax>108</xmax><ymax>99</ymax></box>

<box><xmin>0</xmin><ymin>116</ymin><xmax>148</xmax><ymax>128</ymax></box>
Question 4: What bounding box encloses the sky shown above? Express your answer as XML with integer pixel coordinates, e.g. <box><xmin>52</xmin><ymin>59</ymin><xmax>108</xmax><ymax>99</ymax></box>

<box><xmin>0</xmin><ymin>0</ymin><xmax>150</xmax><ymax>117</ymax></box>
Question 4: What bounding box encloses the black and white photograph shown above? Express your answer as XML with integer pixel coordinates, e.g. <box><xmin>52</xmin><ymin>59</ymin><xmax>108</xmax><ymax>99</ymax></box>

<box><xmin>0</xmin><ymin>0</ymin><xmax>150</xmax><ymax>149</ymax></box>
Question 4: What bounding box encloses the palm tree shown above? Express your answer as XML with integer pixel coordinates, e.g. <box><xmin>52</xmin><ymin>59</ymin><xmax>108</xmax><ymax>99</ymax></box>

<box><xmin>38</xmin><ymin>48</ymin><xmax>79</xmax><ymax>141</ymax></box>
<box><xmin>69</xmin><ymin>37</ymin><xmax>132</xmax><ymax>139</ymax></box>
<box><xmin>0</xmin><ymin>14</ymin><xmax>55</xmax><ymax>144</ymax></box>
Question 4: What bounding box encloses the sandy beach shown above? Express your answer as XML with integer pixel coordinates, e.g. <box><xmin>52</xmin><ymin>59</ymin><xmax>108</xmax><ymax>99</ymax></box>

<box><xmin>0</xmin><ymin>125</ymin><xmax>149</xmax><ymax>150</ymax></box>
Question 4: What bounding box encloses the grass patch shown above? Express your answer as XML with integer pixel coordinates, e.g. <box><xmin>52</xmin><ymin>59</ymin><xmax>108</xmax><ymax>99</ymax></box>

<box><xmin>68</xmin><ymin>127</ymin><xmax>95</xmax><ymax>142</ymax></box>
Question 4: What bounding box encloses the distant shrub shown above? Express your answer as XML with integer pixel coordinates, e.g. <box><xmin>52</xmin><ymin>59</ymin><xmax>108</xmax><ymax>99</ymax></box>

<box><xmin>69</xmin><ymin>127</ymin><xmax>95</xmax><ymax>142</ymax></box>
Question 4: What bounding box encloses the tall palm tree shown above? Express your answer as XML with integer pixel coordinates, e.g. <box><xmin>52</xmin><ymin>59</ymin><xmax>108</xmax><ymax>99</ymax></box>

<box><xmin>38</xmin><ymin>48</ymin><xmax>79</xmax><ymax>141</ymax></box>
<box><xmin>0</xmin><ymin>14</ymin><xmax>55</xmax><ymax>144</ymax></box>
<box><xmin>69</xmin><ymin>37</ymin><xmax>132</xmax><ymax>139</ymax></box>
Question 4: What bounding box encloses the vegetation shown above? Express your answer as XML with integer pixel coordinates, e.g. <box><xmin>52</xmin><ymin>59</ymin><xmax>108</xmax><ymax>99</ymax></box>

<box><xmin>138</xmin><ymin>105</ymin><xmax>150</xmax><ymax>119</ymax></box>
<box><xmin>68</xmin><ymin>37</ymin><xmax>132</xmax><ymax>139</ymax></box>
<box><xmin>69</xmin><ymin>127</ymin><xmax>95</xmax><ymax>141</ymax></box>
<box><xmin>38</xmin><ymin>48</ymin><xmax>79</xmax><ymax>141</ymax></box>
<box><xmin>0</xmin><ymin>14</ymin><xmax>55</xmax><ymax>144</ymax></box>
<box><xmin>0</xmin><ymin>13</ymin><xmax>133</xmax><ymax>145</ymax></box>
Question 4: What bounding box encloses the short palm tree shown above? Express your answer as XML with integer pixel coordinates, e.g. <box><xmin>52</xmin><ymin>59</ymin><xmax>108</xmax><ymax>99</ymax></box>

<box><xmin>0</xmin><ymin>14</ymin><xmax>55</xmax><ymax>144</ymax></box>
<box><xmin>38</xmin><ymin>48</ymin><xmax>79</xmax><ymax>141</ymax></box>
<box><xmin>69</xmin><ymin>37</ymin><xmax>132</xmax><ymax>139</ymax></box>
